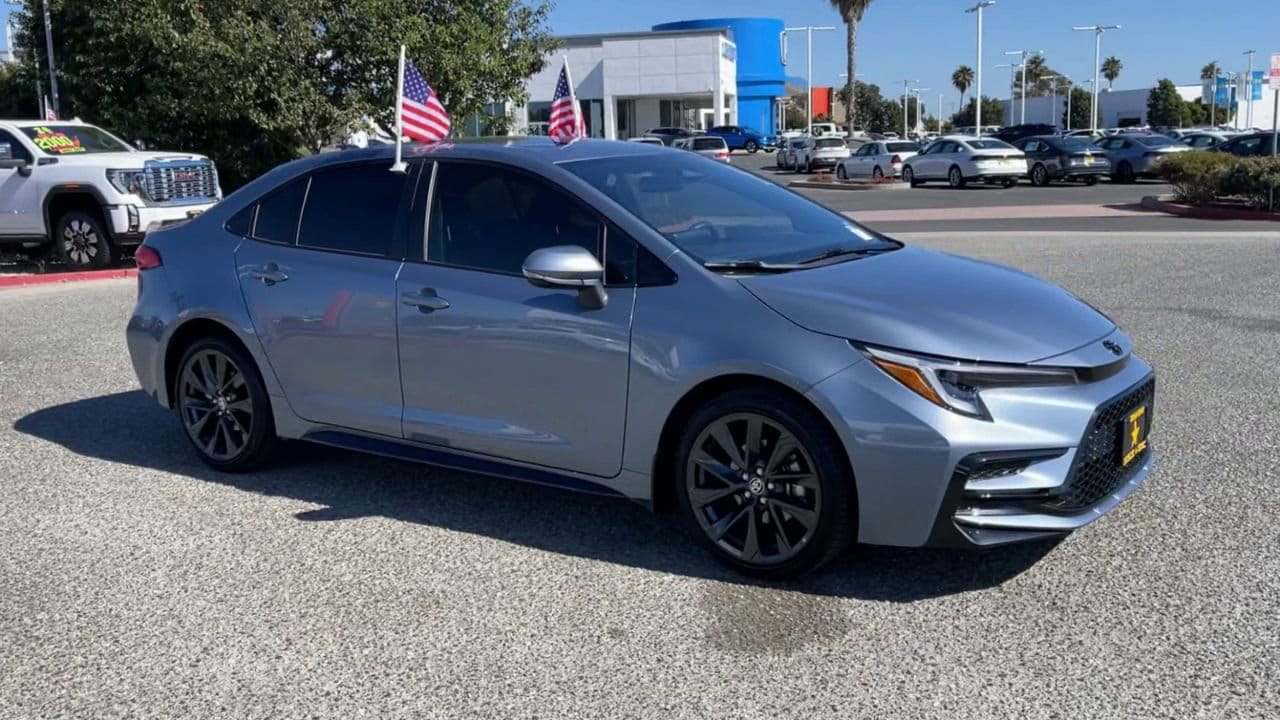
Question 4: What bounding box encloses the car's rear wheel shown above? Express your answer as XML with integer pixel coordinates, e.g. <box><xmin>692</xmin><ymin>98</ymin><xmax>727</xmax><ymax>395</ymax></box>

<box><xmin>948</xmin><ymin>165</ymin><xmax>966</xmax><ymax>188</ymax></box>
<box><xmin>872</xmin><ymin>165</ymin><xmax>884</xmax><ymax>180</ymax></box>
<box><xmin>676</xmin><ymin>388</ymin><xmax>854</xmax><ymax>578</ymax></box>
<box><xmin>1113</xmin><ymin>161</ymin><xmax>1135</xmax><ymax>183</ymax></box>
<box><xmin>836</xmin><ymin>165</ymin><xmax>847</xmax><ymax>180</ymax></box>
<box><xmin>1031</xmin><ymin>163</ymin><xmax>1050</xmax><ymax>186</ymax></box>
<box><xmin>55</xmin><ymin>210</ymin><xmax>115</xmax><ymax>270</ymax></box>
<box><xmin>175</xmin><ymin>337</ymin><xmax>278</xmax><ymax>472</ymax></box>
<box><xmin>745</xmin><ymin>140</ymin><xmax>758</xmax><ymax>153</ymax></box>
<box><xmin>903</xmin><ymin>165</ymin><xmax>921</xmax><ymax>187</ymax></box>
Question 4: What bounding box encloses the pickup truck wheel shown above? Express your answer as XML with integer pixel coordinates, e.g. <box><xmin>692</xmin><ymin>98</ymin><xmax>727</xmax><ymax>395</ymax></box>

<box><xmin>55</xmin><ymin>210</ymin><xmax>115</xmax><ymax>270</ymax></box>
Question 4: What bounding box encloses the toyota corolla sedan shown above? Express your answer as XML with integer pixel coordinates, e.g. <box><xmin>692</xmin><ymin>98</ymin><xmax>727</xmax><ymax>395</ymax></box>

<box><xmin>127</xmin><ymin>139</ymin><xmax>1155</xmax><ymax>578</ymax></box>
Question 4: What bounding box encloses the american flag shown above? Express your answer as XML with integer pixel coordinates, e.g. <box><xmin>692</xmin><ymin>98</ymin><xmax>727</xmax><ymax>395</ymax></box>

<box><xmin>548</xmin><ymin>63</ymin><xmax>584</xmax><ymax>144</ymax></box>
<box><xmin>400</xmin><ymin>60</ymin><xmax>450</xmax><ymax>143</ymax></box>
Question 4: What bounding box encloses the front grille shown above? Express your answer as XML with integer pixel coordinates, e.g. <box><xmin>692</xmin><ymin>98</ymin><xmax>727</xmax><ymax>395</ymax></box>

<box><xmin>143</xmin><ymin>161</ymin><xmax>218</xmax><ymax>204</ymax></box>
<box><xmin>1040</xmin><ymin>377</ymin><xmax>1155</xmax><ymax>513</ymax></box>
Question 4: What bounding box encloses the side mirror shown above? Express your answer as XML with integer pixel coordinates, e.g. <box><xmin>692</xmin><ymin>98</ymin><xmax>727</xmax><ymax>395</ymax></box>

<box><xmin>522</xmin><ymin>245</ymin><xmax>607</xmax><ymax>310</ymax></box>
<box><xmin>0</xmin><ymin>144</ymin><xmax>31</xmax><ymax>176</ymax></box>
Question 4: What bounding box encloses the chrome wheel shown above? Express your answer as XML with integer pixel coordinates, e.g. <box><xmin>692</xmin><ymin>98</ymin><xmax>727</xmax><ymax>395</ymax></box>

<box><xmin>686</xmin><ymin>412</ymin><xmax>821</xmax><ymax>566</ymax></box>
<box><xmin>178</xmin><ymin>349</ymin><xmax>253</xmax><ymax>461</ymax></box>
<box><xmin>62</xmin><ymin>219</ymin><xmax>100</xmax><ymax>266</ymax></box>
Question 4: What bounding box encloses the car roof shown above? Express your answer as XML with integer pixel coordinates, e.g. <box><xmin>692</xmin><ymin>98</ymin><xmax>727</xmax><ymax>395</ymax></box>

<box><xmin>0</xmin><ymin>119</ymin><xmax>95</xmax><ymax>128</ymax></box>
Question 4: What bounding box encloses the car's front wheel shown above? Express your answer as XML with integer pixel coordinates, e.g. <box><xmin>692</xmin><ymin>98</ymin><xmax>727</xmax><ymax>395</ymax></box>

<box><xmin>903</xmin><ymin>165</ymin><xmax>921</xmax><ymax>187</ymax></box>
<box><xmin>836</xmin><ymin>164</ymin><xmax>848</xmax><ymax>180</ymax></box>
<box><xmin>745</xmin><ymin>140</ymin><xmax>759</xmax><ymax>153</ymax></box>
<box><xmin>948</xmin><ymin>165</ymin><xmax>966</xmax><ymax>188</ymax></box>
<box><xmin>55</xmin><ymin>210</ymin><xmax>115</xmax><ymax>270</ymax></box>
<box><xmin>175</xmin><ymin>337</ymin><xmax>278</xmax><ymax>472</ymax></box>
<box><xmin>676</xmin><ymin>388</ymin><xmax>854</xmax><ymax>578</ymax></box>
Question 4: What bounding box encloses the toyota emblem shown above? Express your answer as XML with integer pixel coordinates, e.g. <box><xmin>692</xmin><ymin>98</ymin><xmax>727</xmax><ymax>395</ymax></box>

<box><xmin>1103</xmin><ymin>340</ymin><xmax>1123</xmax><ymax>356</ymax></box>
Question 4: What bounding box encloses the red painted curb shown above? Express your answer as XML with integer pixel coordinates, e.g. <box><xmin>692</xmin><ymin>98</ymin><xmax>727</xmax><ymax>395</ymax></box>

<box><xmin>0</xmin><ymin>268</ymin><xmax>138</xmax><ymax>289</ymax></box>
<box><xmin>1140</xmin><ymin>195</ymin><xmax>1280</xmax><ymax>222</ymax></box>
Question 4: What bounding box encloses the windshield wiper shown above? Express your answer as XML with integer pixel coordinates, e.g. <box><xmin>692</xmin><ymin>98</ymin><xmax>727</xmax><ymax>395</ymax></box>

<box><xmin>702</xmin><ymin>259</ymin><xmax>805</xmax><ymax>273</ymax></box>
<box><xmin>796</xmin><ymin>246</ymin><xmax>894</xmax><ymax>265</ymax></box>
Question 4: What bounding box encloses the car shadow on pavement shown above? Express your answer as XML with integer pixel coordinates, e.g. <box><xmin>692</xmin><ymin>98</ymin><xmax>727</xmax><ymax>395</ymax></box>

<box><xmin>14</xmin><ymin>390</ymin><xmax>1058</xmax><ymax>601</ymax></box>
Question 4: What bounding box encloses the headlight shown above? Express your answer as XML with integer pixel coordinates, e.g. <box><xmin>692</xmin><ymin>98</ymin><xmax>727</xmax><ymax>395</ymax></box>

<box><xmin>860</xmin><ymin>345</ymin><xmax>1078</xmax><ymax>420</ymax></box>
<box><xmin>106</xmin><ymin>169</ymin><xmax>147</xmax><ymax>196</ymax></box>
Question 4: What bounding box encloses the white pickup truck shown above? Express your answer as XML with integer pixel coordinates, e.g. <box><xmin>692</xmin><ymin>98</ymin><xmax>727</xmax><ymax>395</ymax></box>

<box><xmin>0</xmin><ymin>120</ymin><xmax>222</xmax><ymax>269</ymax></box>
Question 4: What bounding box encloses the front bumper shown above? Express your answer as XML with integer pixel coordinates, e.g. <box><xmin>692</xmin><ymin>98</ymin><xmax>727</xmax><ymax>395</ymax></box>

<box><xmin>806</xmin><ymin>339</ymin><xmax>1155</xmax><ymax>549</ymax></box>
<box><xmin>105</xmin><ymin>202</ymin><xmax>217</xmax><ymax>242</ymax></box>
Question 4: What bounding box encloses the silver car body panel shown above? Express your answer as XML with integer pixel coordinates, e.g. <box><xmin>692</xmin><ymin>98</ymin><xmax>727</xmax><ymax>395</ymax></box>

<box><xmin>127</xmin><ymin>138</ymin><xmax>1154</xmax><ymax>549</ymax></box>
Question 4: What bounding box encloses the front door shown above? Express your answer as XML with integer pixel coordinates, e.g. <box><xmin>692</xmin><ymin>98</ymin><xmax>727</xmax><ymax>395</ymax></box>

<box><xmin>0</xmin><ymin>130</ymin><xmax>43</xmax><ymax>236</ymax></box>
<box><xmin>234</xmin><ymin>161</ymin><xmax>412</xmax><ymax>438</ymax></box>
<box><xmin>396</xmin><ymin>161</ymin><xmax>635</xmax><ymax>478</ymax></box>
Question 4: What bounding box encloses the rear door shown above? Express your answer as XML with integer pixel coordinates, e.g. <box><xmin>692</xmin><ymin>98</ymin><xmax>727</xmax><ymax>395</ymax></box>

<box><xmin>234</xmin><ymin>161</ymin><xmax>413</xmax><ymax>437</ymax></box>
<box><xmin>395</xmin><ymin>161</ymin><xmax>636</xmax><ymax>477</ymax></box>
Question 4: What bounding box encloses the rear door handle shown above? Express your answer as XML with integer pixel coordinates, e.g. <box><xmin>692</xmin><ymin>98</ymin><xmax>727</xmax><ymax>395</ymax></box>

<box><xmin>401</xmin><ymin>289</ymin><xmax>450</xmax><ymax>312</ymax></box>
<box><xmin>248</xmin><ymin>263</ymin><xmax>288</xmax><ymax>285</ymax></box>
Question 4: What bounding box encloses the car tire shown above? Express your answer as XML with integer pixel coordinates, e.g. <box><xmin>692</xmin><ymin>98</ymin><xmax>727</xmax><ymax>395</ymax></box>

<box><xmin>1002</xmin><ymin>178</ymin><xmax>1018</xmax><ymax>188</ymax></box>
<box><xmin>1031</xmin><ymin>163</ymin><xmax>1050</xmax><ymax>186</ymax></box>
<box><xmin>904</xmin><ymin>165</ymin><xmax>921</xmax><ymax>187</ymax></box>
<box><xmin>675</xmin><ymin>387</ymin><xmax>855</xmax><ymax>579</ymax></box>
<box><xmin>1114</xmin><ymin>161</ymin><xmax>1135</xmax><ymax>183</ymax></box>
<box><xmin>174</xmin><ymin>336</ymin><xmax>279</xmax><ymax>473</ymax></box>
<box><xmin>873</xmin><ymin>166</ymin><xmax>885</xmax><ymax>180</ymax></box>
<box><xmin>948</xmin><ymin>165</ymin><xmax>966</xmax><ymax>189</ymax></box>
<box><xmin>1083</xmin><ymin>176</ymin><xmax>1100</xmax><ymax>186</ymax></box>
<box><xmin>746</xmin><ymin>140</ymin><xmax>759</xmax><ymax>154</ymax></box>
<box><xmin>54</xmin><ymin>209</ymin><xmax>115</xmax><ymax>270</ymax></box>
<box><xmin>836</xmin><ymin>165</ymin><xmax>847</xmax><ymax>181</ymax></box>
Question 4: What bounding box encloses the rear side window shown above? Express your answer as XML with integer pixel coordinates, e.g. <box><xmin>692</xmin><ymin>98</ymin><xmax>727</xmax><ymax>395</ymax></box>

<box><xmin>298</xmin><ymin>164</ymin><xmax>407</xmax><ymax>256</ymax></box>
<box><xmin>225</xmin><ymin>204</ymin><xmax>255</xmax><ymax>236</ymax></box>
<box><xmin>252</xmin><ymin>178</ymin><xmax>308</xmax><ymax>245</ymax></box>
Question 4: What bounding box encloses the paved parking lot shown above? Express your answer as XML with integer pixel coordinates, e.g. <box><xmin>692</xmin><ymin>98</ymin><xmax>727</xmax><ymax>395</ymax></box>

<box><xmin>2</xmin><ymin>229</ymin><xmax>1278</xmax><ymax>719</ymax></box>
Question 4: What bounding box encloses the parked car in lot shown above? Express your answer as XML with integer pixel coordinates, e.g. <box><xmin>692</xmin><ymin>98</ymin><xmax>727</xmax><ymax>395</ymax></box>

<box><xmin>991</xmin><ymin>124</ymin><xmax>1059</xmax><ymax>144</ymax></box>
<box><xmin>1064</xmin><ymin>129</ymin><xmax>1104</xmax><ymax>142</ymax></box>
<box><xmin>808</xmin><ymin>123</ymin><xmax>842</xmax><ymax>138</ymax></box>
<box><xmin>776</xmin><ymin>137</ymin><xmax>809</xmax><ymax>170</ymax></box>
<box><xmin>642</xmin><ymin>127</ymin><xmax>697</xmax><ymax>146</ymax></box>
<box><xmin>674</xmin><ymin>135</ymin><xmax>731</xmax><ymax>163</ymax></box>
<box><xmin>627</xmin><ymin>136</ymin><xmax>665</xmax><ymax>146</ymax></box>
<box><xmin>128</xmin><ymin>138</ymin><xmax>1154</xmax><ymax>577</ymax></box>
<box><xmin>1177</xmin><ymin>131</ymin><xmax>1235</xmax><ymax>150</ymax></box>
<box><xmin>794</xmin><ymin>136</ymin><xmax>851</xmax><ymax>173</ymax></box>
<box><xmin>1093</xmin><ymin>133</ymin><xmax>1189</xmax><ymax>182</ymax></box>
<box><xmin>705</xmin><ymin>125</ymin><xmax>771</xmax><ymax>153</ymax></box>
<box><xmin>901</xmin><ymin>136</ymin><xmax>1027</xmax><ymax>188</ymax></box>
<box><xmin>836</xmin><ymin>140</ymin><xmax>920</xmax><ymax>180</ymax></box>
<box><xmin>0</xmin><ymin>120</ymin><xmax>221</xmax><ymax>268</ymax></box>
<box><xmin>1215</xmin><ymin>132</ymin><xmax>1278</xmax><ymax>157</ymax></box>
<box><xmin>1013</xmin><ymin>135</ymin><xmax>1108</xmax><ymax>186</ymax></box>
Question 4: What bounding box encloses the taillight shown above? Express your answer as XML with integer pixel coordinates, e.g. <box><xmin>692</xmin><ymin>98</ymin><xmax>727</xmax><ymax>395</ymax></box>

<box><xmin>890</xmin><ymin>154</ymin><xmax>902</xmax><ymax>164</ymax></box>
<box><xmin>134</xmin><ymin>244</ymin><xmax>162</xmax><ymax>269</ymax></box>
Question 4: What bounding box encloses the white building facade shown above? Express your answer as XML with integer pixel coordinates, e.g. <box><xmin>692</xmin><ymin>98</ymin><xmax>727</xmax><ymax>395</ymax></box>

<box><xmin>1000</xmin><ymin>83</ymin><xmax>1279</xmax><ymax>131</ymax></box>
<box><xmin>515</xmin><ymin>28</ymin><xmax>738</xmax><ymax>140</ymax></box>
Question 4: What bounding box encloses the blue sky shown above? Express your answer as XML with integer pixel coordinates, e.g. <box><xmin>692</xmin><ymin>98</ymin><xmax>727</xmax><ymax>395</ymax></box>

<box><xmin>5</xmin><ymin>1</ymin><xmax>1278</xmax><ymax>114</ymax></box>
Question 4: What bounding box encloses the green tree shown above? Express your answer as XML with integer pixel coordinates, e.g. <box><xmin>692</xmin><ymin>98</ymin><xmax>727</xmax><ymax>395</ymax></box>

<box><xmin>1063</xmin><ymin>86</ymin><xmax>1100</xmax><ymax>130</ymax></box>
<box><xmin>829</xmin><ymin>0</ymin><xmax>875</xmax><ymax>134</ymax></box>
<box><xmin>1200</xmin><ymin>61</ymin><xmax>1220</xmax><ymax>81</ymax></box>
<box><xmin>950</xmin><ymin>96</ymin><xmax>1004</xmax><ymax>128</ymax></box>
<box><xmin>951</xmin><ymin>65</ymin><xmax>973</xmax><ymax>110</ymax></box>
<box><xmin>1146</xmin><ymin>79</ymin><xmax>1183</xmax><ymax>127</ymax></box>
<box><xmin>0</xmin><ymin>62</ymin><xmax>39</xmax><ymax>119</ymax></box>
<box><xmin>1102</xmin><ymin>56</ymin><xmax>1122</xmax><ymax>90</ymax></box>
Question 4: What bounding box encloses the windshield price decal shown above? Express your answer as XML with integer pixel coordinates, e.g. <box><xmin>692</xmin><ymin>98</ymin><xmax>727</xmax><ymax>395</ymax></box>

<box><xmin>30</xmin><ymin>126</ymin><xmax>86</xmax><ymax>154</ymax></box>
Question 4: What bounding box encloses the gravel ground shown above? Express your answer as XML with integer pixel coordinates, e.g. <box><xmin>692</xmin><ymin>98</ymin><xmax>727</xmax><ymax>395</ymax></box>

<box><xmin>1</xmin><ymin>232</ymin><xmax>1277</xmax><ymax>719</ymax></box>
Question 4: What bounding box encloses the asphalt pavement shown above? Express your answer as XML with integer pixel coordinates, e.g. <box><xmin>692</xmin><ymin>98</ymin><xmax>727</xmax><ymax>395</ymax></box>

<box><xmin>2</xmin><ymin>228</ymin><xmax>1278</xmax><ymax>718</ymax></box>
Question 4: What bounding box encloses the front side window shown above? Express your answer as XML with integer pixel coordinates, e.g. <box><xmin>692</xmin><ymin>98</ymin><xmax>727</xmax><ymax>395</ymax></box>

<box><xmin>252</xmin><ymin>178</ymin><xmax>308</xmax><ymax>245</ymax></box>
<box><xmin>1135</xmin><ymin>135</ymin><xmax>1174</xmax><ymax>148</ymax></box>
<box><xmin>18</xmin><ymin>124</ymin><xmax>130</xmax><ymax>155</ymax></box>
<box><xmin>428</xmin><ymin>162</ymin><xmax>602</xmax><ymax>275</ymax></box>
<box><xmin>561</xmin><ymin>153</ymin><xmax>895</xmax><ymax>266</ymax></box>
<box><xmin>298</xmin><ymin>164</ymin><xmax>406</xmax><ymax>256</ymax></box>
<box><xmin>0</xmin><ymin>130</ymin><xmax>33</xmax><ymax>163</ymax></box>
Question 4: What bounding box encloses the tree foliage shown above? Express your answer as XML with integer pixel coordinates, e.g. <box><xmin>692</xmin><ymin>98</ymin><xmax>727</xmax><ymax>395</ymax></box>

<box><xmin>11</xmin><ymin>0</ymin><xmax>556</xmax><ymax>190</ymax></box>
<box><xmin>1200</xmin><ymin>61</ymin><xmax>1219</xmax><ymax>81</ymax></box>
<box><xmin>950</xmin><ymin>96</ymin><xmax>1004</xmax><ymax>128</ymax></box>
<box><xmin>1102</xmin><ymin>56</ymin><xmax>1122</xmax><ymax>89</ymax></box>
<box><xmin>1063</xmin><ymin>87</ymin><xmax>1100</xmax><ymax>130</ymax></box>
<box><xmin>1146</xmin><ymin>79</ymin><xmax>1183</xmax><ymax>128</ymax></box>
<box><xmin>951</xmin><ymin>65</ymin><xmax>973</xmax><ymax>107</ymax></box>
<box><xmin>0</xmin><ymin>62</ymin><xmax>40</xmax><ymax>119</ymax></box>
<box><xmin>1012</xmin><ymin>54</ymin><xmax>1066</xmax><ymax>98</ymax></box>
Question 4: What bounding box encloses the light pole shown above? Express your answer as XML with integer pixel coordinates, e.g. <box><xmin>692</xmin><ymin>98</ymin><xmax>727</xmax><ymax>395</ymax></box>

<box><xmin>784</xmin><ymin>25</ymin><xmax>836</xmax><ymax>131</ymax></box>
<box><xmin>1243</xmin><ymin>50</ymin><xmax>1256</xmax><ymax>129</ymax></box>
<box><xmin>995</xmin><ymin>63</ymin><xmax>1019</xmax><ymax>126</ymax></box>
<box><xmin>1208</xmin><ymin>63</ymin><xmax>1219</xmax><ymax>128</ymax></box>
<box><xmin>1041</xmin><ymin>74</ymin><xmax>1060</xmax><ymax>126</ymax></box>
<box><xmin>911</xmin><ymin>88</ymin><xmax>930</xmax><ymax>135</ymax></box>
<box><xmin>965</xmin><ymin>2</ymin><xmax>996</xmax><ymax>138</ymax></box>
<box><xmin>1072</xmin><ymin>25</ymin><xmax>1120</xmax><ymax>133</ymax></box>
<box><xmin>938</xmin><ymin>94</ymin><xmax>944</xmax><ymax>133</ymax></box>
<box><xmin>896</xmin><ymin>80</ymin><xmax>917</xmax><ymax>137</ymax></box>
<box><xmin>1063</xmin><ymin>78</ymin><xmax>1074</xmax><ymax>131</ymax></box>
<box><xmin>1004</xmin><ymin>50</ymin><xmax>1041</xmax><ymax>124</ymax></box>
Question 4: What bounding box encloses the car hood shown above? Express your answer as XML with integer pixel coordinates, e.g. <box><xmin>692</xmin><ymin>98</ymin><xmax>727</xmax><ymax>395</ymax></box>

<box><xmin>739</xmin><ymin>245</ymin><xmax>1116</xmax><ymax>364</ymax></box>
<box><xmin>52</xmin><ymin>150</ymin><xmax>209</xmax><ymax>164</ymax></box>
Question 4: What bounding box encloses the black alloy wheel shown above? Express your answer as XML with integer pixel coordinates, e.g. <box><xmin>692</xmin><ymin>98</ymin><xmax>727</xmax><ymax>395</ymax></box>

<box><xmin>175</xmin><ymin>338</ymin><xmax>277</xmax><ymax>472</ymax></box>
<box><xmin>745</xmin><ymin>140</ymin><xmax>759</xmax><ymax>153</ymax></box>
<box><xmin>1031</xmin><ymin>163</ymin><xmax>1050</xmax><ymax>186</ymax></box>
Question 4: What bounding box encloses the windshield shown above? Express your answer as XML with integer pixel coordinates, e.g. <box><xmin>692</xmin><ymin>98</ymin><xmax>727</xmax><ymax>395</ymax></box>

<box><xmin>815</xmin><ymin>138</ymin><xmax>845</xmax><ymax>148</ymax></box>
<box><xmin>692</xmin><ymin>137</ymin><xmax>726</xmax><ymax>150</ymax></box>
<box><xmin>885</xmin><ymin>142</ymin><xmax>919</xmax><ymax>153</ymax></box>
<box><xmin>19</xmin><ymin>124</ymin><xmax>131</xmax><ymax>155</ymax></box>
<box><xmin>561</xmin><ymin>154</ymin><xmax>895</xmax><ymax>266</ymax></box>
<box><xmin>1135</xmin><ymin>135</ymin><xmax>1174</xmax><ymax>147</ymax></box>
<box><xmin>965</xmin><ymin>139</ymin><xmax>1015</xmax><ymax>150</ymax></box>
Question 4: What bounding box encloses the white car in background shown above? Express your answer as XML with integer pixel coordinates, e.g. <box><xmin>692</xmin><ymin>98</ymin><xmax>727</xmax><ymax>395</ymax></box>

<box><xmin>808</xmin><ymin>123</ymin><xmax>842</xmax><ymax>138</ymax></box>
<box><xmin>673</xmin><ymin>135</ymin><xmax>731</xmax><ymax>163</ymax></box>
<box><xmin>836</xmin><ymin>140</ymin><xmax>921</xmax><ymax>180</ymax></box>
<box><xmin>794</xmin><ymin>136</ymin><xmax>851</xmax><ymax>173</ymax></box>
<box><xmin>627</xmin><ymin>136</ymin><xmax>665</xmax><ymax>146</ymax></box>
<box><xmin>776</xmin><ymin>136</ymin><xmax>809</xmax><ymax>170</ymax></box>
<box><xmin>901</xmin><ymin>135</ymin><xmax>1027</xmax><ymax>188</ymax></box>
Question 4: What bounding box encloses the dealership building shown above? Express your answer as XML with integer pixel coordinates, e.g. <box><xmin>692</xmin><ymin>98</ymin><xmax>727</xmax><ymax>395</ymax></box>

<box><xmin>512</xmin><ymin>17</ymin><xmax>787</xmax><ymax>140</ymax></box>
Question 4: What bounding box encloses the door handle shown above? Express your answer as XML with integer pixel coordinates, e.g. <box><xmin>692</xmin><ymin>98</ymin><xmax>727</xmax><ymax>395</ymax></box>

<box><xmin>248</xmin><ymin>263</ymin><xmax>288</xmax><ymax>285</ymax></box>
<box><xmin>401</xmin><ymin>289</ymin><xmax>450</xmax><ymax>312</ymax></box>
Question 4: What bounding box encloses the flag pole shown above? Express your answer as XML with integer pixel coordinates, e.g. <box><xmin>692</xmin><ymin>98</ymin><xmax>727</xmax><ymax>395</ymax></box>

<box><xmin>390</xmin><ymin>44</ymin><xmax>408</xmax><ymax>173</ymax></box>
<box><xmin>562</xmin><ymin>55</ymin><xmax>584</xmax><ymax>140</ymax></box>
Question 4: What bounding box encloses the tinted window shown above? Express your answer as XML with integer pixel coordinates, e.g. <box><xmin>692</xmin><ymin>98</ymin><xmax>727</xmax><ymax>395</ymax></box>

<box><xmin>692</xmin><ymin>137</ymin><xmax>726</xmax><ymax>150</ymax></box>
<box><xmin>1228</xmin><ymin>137</ymin><xmax>1264</xmax><ymax>156</ymax></box>
<box><xmin>966</xmin><ymin>139</ymin><xmax>1015</xmax><ymax>150</ymax></box>
<box><xmin>1051</xmin><ymin>138</ymin><xmax>1098</xmax><ymax>151</ymax></box>
<box><xmin>252</xmin><ymin>178</ymin><xmax>308</xmax><ymax>245</ymax></box>
<box><xmin>225</xmin><ymin>204</ymin><xmax>255</xmax><ymax>236</ymax></box>
<box><xmin>298</xmin><ymin>164</ymin><xmax>406</xmax><ymax>256</ymax></box>
<box><xmin>561</xmin><ymin>154</ymin><xmax>894</xmax><ymax>266</ymax></box>
<box><xmin>885</xmin><ymin>142</ymin><xmax>919</xmax><ymax>153</ymax></box>
<box><xmin>1134</xmin><ymin>135</ymin><xmax>1174</xmax><ymax>147</ymax></box>
<box><xmin>0</xmin><ymin>130</ymin><xmax>33</xmax><ymax>163</ymax></box>
<box><xmin>815</xmin><ymin>138</ymin><xmax>845</xmax><ymax>148</ymax></box>
<box><xmin>429</xmin><ymin>162</ymin><xmax>602</xmax><ymax>275</ymax></box>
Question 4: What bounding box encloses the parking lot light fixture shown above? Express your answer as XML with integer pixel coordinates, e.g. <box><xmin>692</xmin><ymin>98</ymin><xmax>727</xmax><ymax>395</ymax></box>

<box><xmin>965</xmin><ymin>1</ymin><xmax>996</xmax><ymax>138</ymax></box>
<box><xmin>897</xmin><ymin>80</ymin><xmax>918</xmax><ymax>137</ymax></box>
<box><xmin>1072</xmin><ymin>25</ymin><xmax>1120</xmax><ymax>133</ymax></box>
<box><xmin>784</xmin><ymin>26</ymin><xmax>836</xmax><ymax>132</ymax></box>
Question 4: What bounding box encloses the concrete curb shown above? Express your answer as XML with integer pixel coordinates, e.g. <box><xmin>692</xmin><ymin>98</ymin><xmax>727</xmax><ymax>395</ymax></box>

<box><xmin>0</xmin><ymin>268</ymin><xmax>137</xmax><ymax>289</ymax></box>
<box><xmin>789</xmin><ymin>179</ymin><xmax>910</xmax><ymax>191</ymax></box>
<box><xmin>1141</xmin><ymin>195</ymin><xmax>1280</xmax><ymax>222</ymax></box>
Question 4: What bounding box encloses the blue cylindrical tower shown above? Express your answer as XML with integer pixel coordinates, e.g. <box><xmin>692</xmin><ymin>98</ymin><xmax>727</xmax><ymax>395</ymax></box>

<box><xmin>653</xmin><ymin>17</ymin><xmax>786</xmax><ymax>136</ymax></box>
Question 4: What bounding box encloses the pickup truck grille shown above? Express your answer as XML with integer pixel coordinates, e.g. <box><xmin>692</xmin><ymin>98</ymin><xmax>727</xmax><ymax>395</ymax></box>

<box><xmin>143</xmin><ymin>160</ymin><xmax>219</xmax><ymax>205</ymax></box>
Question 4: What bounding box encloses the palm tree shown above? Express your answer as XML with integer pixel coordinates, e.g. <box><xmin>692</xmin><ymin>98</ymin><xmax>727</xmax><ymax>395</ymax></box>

<box><xmin>952</xmin><ymin>65</ymin><xmax>974</xmax><ymax>109</ymax></box>
<box><xmin>1018</xmin><ymin>55</ymin><xmax>1049</xmax><ymax>96</ymax></box>
<box><xmin>1200</xmin><ymin>61</ymin><xmax>1219</xmax><ymax>81</ymax></box>
<box><xmin>1102</xmin><ymin>56</ymin><xmax>1122</xmax><ymax>90</ymax></box>
<box><xmin>829</xmin><ymin>0</ymin><xmax>875</xmax><ymax>132</ymax></box>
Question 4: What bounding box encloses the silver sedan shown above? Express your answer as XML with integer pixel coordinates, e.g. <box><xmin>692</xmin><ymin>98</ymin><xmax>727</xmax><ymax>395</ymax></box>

<box><xmin>836</xmin><ymin>140</ymin><xmax>922</xmax><ymax>180</ymax></box>
<box><xmin>126</xmin><ymin>139</ymin><xmax>1155</xmax><ymax>578</ymax></box>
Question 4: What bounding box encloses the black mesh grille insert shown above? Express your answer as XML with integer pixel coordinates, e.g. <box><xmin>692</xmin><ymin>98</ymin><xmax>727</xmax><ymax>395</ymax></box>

<box><xmin>1040</xmin><ymin>377</ymin><xmax>1155</xmax><ymax>513</ymax></box>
